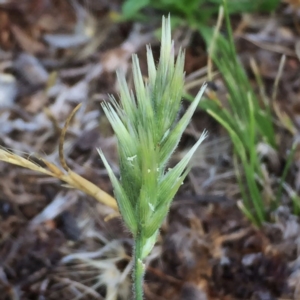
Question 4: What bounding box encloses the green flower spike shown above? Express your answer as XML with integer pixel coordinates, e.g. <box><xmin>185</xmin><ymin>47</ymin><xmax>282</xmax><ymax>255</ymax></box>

<box><xmin>98</xmin><ymin>15</ymin><xmax>207</xmax><ymax>300</ymax></box>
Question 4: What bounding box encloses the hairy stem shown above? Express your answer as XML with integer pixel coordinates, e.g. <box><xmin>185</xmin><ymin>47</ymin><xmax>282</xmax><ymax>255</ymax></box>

<box><xmin>133</xmin><ymin>231</ymin><xmax>145</xmax><ymax>300</ymax></box>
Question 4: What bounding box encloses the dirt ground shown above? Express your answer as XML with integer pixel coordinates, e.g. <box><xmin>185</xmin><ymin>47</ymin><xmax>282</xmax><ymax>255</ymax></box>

<box><xmin>0</xmin><ymin>1</ymin><xmax>300</xmax><ymax>299</ymax></box>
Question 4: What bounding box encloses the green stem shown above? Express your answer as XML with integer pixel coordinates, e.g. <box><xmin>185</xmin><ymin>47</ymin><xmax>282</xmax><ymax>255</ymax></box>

<box><xmin>133</xmin><ymin>231</ymin><xmax>145</xmax><ymax>300</ymax></box>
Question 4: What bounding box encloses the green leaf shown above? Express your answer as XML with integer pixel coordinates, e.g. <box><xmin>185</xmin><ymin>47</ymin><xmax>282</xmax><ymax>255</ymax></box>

<box><xmin>122</xmin><ymin>0</ymin><xmax>150</xmax><ymax>19</ymax></box>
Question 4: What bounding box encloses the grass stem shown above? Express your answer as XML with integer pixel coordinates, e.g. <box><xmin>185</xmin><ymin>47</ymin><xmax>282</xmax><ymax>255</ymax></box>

<box><xmin>133</xmin><ymin>231</ymin><xmax>145</xmax><ymax>300</ymax></box>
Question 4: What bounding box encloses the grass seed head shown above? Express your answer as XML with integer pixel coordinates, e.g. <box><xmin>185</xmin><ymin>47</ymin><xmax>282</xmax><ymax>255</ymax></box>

<box><xmin>99</xmin><ymin>15</ymin><xmax>206</xmax><ymax>243</ymax></box>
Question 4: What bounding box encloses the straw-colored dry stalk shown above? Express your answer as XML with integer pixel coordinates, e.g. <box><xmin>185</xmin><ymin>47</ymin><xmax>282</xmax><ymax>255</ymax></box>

<box><xmin>0</xmin><ymin>104</ymin><xmax>118</xmax><ymax>211</ymax></box>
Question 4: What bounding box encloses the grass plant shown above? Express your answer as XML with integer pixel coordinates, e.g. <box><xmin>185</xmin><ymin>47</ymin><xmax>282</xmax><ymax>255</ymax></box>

<box><xmin>121</xmin><ymin>0</ymin><xmax>279</xmax><ymax>25</ymax></box>
<box><xmin>198</xmin><ymin>2</ymin><xmax>278</xmax><ymax>226</ymax></box>
<box><xmin>0</xmin><ymin>1</ymin><xmax>295</xmax><ymax>298</ymax></box>
<box><xmin>98</xmin><ymin>15</ymin><xmax>206</xmax><ymax>299</ymax></box>
<box><xmin>0</xmin><ymin>14</ymin><xmax>206</xmax><ymax>299</ymax></box>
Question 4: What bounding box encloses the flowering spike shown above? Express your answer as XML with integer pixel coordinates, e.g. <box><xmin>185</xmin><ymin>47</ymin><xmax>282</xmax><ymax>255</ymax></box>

<box><xmin>98</xmin><ymin>16</ymin><xmax>207</xmax><ymax>288</ymax></box>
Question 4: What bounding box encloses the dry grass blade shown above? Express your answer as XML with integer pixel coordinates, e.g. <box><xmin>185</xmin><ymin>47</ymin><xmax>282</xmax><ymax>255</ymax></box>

<box><xmin>0</xmin><ymin>149</ymin><xmax>54</xmax><ymax>176</ymax></box>
<box><xmin>207</xmin><ymin>6</ymin><xmax>224</xmax><ymax>82</ymax></box>
<box><xmin>0</xmin><ymin>148</ymin><xmax>117</xmax><ymax>210</ymax></box>
<box><xmin>66</xmin><ymin>169</ymin><xmax>117</xmax><ymax>210</ymax></box>
<box><xmin>0</xmin><ymin>104</ymin><xmax>118</xmax><ymax>211</ymax></box>
<box><xmin>59</xmin><ymin>103</ymin><xmax>82</xmax><ymax>171</ymax></box>
<box><xmin>272</xmin><ymin>55</ymin><xmax>286</xmax><ymax>102</ymax></box>
<box><xmin>52</xmin><ymin>276</ymin><xmax>104</xmax><ymax>300</ymax></box>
